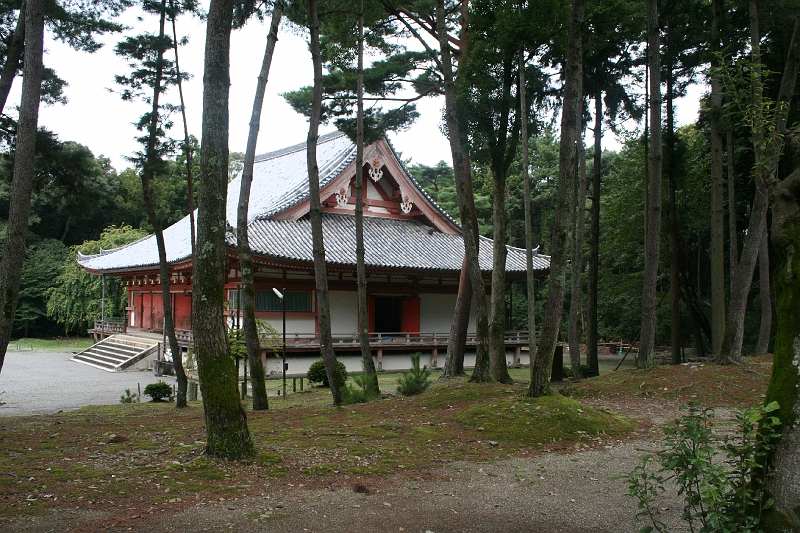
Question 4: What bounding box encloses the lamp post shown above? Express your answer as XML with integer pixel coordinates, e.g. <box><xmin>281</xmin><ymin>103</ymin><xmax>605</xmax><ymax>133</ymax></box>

<box><xmin>273</xmin><ymin>287</ymin><xmax>286</xmax><ymax>398</ymax></box>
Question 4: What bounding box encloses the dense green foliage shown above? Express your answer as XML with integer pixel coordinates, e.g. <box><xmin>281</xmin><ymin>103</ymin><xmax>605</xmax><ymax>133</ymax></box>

<box><xmin>307</xmin><ymin>359</ymin><xmax>348</xmax><ymax>387</ymax></box>
<box><xmin>143</xmin><ymin>381</ymin><xmax>173</xmax><ymax>402</ymax></box>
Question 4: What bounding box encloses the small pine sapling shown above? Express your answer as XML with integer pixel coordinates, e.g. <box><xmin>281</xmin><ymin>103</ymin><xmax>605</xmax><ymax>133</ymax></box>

<box><xmin>397</xmin><ymin>352</ymin><xmax>431</xmax><ymax>396</ymax></box>
<box><xmin>143</xmin><ymin>381</ymin><xmax>173</xmax><ymax>402</ymax></box>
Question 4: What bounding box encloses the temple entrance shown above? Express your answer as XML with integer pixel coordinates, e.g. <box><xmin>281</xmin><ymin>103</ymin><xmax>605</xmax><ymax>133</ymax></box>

<box><xmin>373</xmin><ymin>296</ymin><xmax>402</xmax><ymax>333</ymax></box>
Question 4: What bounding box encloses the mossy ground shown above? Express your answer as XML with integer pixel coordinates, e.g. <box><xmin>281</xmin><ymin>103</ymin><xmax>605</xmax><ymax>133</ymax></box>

<box><xmin>0</xmin><ymin>356</ymin><xmax>771</xmax><ymax>528</ymax></box>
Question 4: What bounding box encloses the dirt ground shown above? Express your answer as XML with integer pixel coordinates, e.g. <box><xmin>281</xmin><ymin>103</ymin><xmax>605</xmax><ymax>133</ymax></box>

<box><xmin>0</xmin><ymin>354</ymin><xmax>771</xmax><ymax>533</ymax></box>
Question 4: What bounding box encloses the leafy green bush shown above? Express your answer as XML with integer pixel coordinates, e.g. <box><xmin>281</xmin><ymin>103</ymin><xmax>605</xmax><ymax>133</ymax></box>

<box><xmin>119</xmin><ymin>388</ymin><xmax>139</xmax><ymax>403</ymax></box>
<box><xmin>397</xmin><ymin>352</ymin><xmax>431</xmax><ymax>396</ymax></box>
<box><xmin>143</xmin><ymin>381</ymin><xmax>173</xmax><ymax>402</ymax></box>
<box><xmin>620</xmin><ymin>401</ymin><xmax>781</xmax><ymax>533</ymax></box>
<box><xmin>306</xmin><ymin>359</ymin><xmax>348</xmax><ymax>387</ymax></box>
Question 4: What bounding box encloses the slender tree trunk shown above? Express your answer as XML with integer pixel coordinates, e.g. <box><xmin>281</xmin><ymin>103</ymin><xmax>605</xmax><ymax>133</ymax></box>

<box><xmin>639</xmin><ymin>0</ymin><xmax>662</xmax><ymax>369</ymax></box>
<box><xmin>528</xmin><ymin>0</ymin><xmax>582</xmax><ymax>397</ymax></box>
<box><xmin>568</xmin><ymin>135</ymin><xmax>587</xmax><ymax>380</ymax></box>
<box><xmin>0</xmin><ymin>0</ymin><xmax>43</xmax><ymax>373</ymax></box>
<box><xmin>355</xmin><ymin>0</ymin><xmax>379</xmax><ymax>395</ymax></box>
<box><xmin>710</xmin><ymin>0</ymin><xmax>726</xmax><ymax>361</ymax></box>
<box><xmin>0</xmin><ymin>2</ymin><xmax>26</xmax><ymax>115</ymax></box>
<box><xmin>727</xmin><ymin>126</ymin><xmax>738</xmax><ymax>279</ymax></box>
<box><xmin>140</xmin><ymin>0</ymin><xmax>187</xmax><ymax>409</ymax></box>
<box><xmin>435</xmin><ymin>0</ymin><xmax>491</xmax><ymax>382</ymax></box>
<box><xmin>755</xmin><ymin>223</ymin><xmax>772</xmax><ymax>355</ymax></box>
<box><xmin>519</xmin><ymin>46</ymin><xmax>536</xmax><ymax>374</ymax></box>
<box><xmin>586</xmin><ymin>94</ymin><xmax>602</xmax><ymax>375</ymax></box>
<box><xmin>489</xmin><ymin>163</ymin><xmax>511</xmax><ymax>383</ymax></box>
<box><xmin>171</xmin><ymin>8</ymin><xmax>196</xmax><ymax>259</ymax></box>
<box><xmin>666</xmin><ymin>72</ymin><xmax>681</xmax><ymax>365</ymax></box>
<box><xmin>307</xmin><ymin>0</ymin><xmax>344</xmax><ymax>404</ymax></box>
<box><xmin>194</xmin><ymin>0</ymin><xmax>254</xmax><ymax>459</ymax></box>
<box><xmin>237</xmin><ymin>2</ymin><xmax>282</xmax><ymax>411</ymax></box>
<box><xmin>442</xmin><ymin>262</ymin><xmax>469</xmax><ymax>377</ymax></box>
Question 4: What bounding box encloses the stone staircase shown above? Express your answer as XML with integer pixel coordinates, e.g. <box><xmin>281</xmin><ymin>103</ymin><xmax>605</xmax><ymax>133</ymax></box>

<box><xmin>72</xmin><ymin>334</ymin><xmax>160</xmax><ymax>372</ymax></box>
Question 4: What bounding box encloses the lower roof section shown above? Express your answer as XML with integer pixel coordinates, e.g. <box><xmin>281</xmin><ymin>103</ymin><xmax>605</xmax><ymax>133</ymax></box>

<box><xmin>79</xmin><ymin>212</ymin><xmax>549</xmax><ymax>275</ymax></box>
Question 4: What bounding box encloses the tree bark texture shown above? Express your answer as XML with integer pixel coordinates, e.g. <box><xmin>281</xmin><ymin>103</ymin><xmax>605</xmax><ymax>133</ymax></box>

<box><xmin>710</xmin><ymin>0</ymin><xmax>726</xmax><ymax>361</ymax></box>
<box><xmin>355</xmin><ymin>0</ymin><xmax>379</xmax><ymax>395</ymax></box>
<box><xmin>0</xmin><ymin>0</ymin><xmax>43</xmax><ymax>374</ymax></box>
<box><xmin>528</xmin><ymin>0</ymin><xmax>582</xmax><ymax>397</ymax></box>
<box><xmin>763</xmin><ymin>167</ymin><xmax>800</xmax><ymax>532</ymax></box>
<box><xmin>638</xmin><ymin>0</ymin><xmax>662</xmax><ymax>369</ymax></box>
<box><xmin>520</xmin><ymin>47</ymin><xmax>536</xmax><ymax>370</ymax></box>
<box><xmin>586</xmin><ymin>94</ymin><xmax>602</xmax><ymax>375</ymax></box>
<box><xmin>194</xmin><ymin>0</ymin><xmax>254</xmax><ymax>459</ymax></box>
<box><xmin>307</xmin><ymin>0</ymin><xmax>344</xmax><ymax>404</ymax></box>
<box><xmin>435</xmin><ymin>0</ymin><xmax>491</xmax><ymax>383</ymax></box>
<box><xmin>442</xmin><ymin>260</ymin><xmax>469</xmax><ymax>377</ymax></box>
<box><xmin>0</xmin><ymin>2</ymin><xmax>26</xmax><ymax>115</ymax></box>
<box><xmin>237</xmin><ymin>1</ymin><xmax>282</xmax><ymax>411</ymax></box>
<box><xmin>755</xmin><ymin>222</ymin><xmax>772</xmax><ymax>356</ymax></box>
<box><xmin>666</xmin><ymin>73</ymin><xmax>681</xmax><ymax>365</ymax></box>
<box><xmin>568</xmin><ymin>137</ymin><xmax>587</xmax><ymax>380</ymax></box>
<box><xmin>727</xmin><ymin>127</ymin><xmax>738</xmax><ymax>279</ymax></box>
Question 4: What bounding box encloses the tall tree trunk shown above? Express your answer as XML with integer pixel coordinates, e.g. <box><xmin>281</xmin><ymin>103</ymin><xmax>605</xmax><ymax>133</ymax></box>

<box><xmin>568</xmin><ymin>135</ymin><xmax>587</xmax><ymax>380</ymax></box>
<box><xmin>0</xmin><ymin>0</ymin><xmax>43</xmax><ymax>373</ymax></box>
<box><xmin>489</xmin><ymin>163</ymin><xmax>511</xmax><ymax>383</ymax></box>
<box><xmin>171</xmin><ymin>7</ymin><xmax>196</xmax><ymax>263</ymax></box>
<box><xmin>194</xmin><ymin>0</ymin><xmax>254</xmax><ymax>459</ymax></box>
<box><xmin>760</xmin><ymin>16</ymin><xmax>800</xmax><ymax>529</ymax></box>
<box><xmin>710</xmin><ymin>0</ymin><xmax>726</xmax><ymax>361</ymax></box>
<box><xmin>586</xmin><ymin>94</ymin><xmax>602</xmax><ymax>375</ymax></box>
<box><xmin>528</xmin><ymin>0</ymin><xmax>582</xmax><ymax>397</ymax></box>
<box><xmin>140</xmin><ymin>0</ymin><xmax>187</xmax><ymax>409</ymax></box>
<box><xmin>307</xmin><ymin>0</ymin><xmax>344</xmax><ymax>404</ymax></box>
<box><xmin>237</xmin><ymin>2</ymin><xmax>282</xmax><ymax>411</ymax></box>
<box><xmin>639</xmin><ymin>0</ymin><xmax>662</xmax><ymax>369</ymax></box>
<box><xmin>519</xmin><ymin>46</ymin><xmax>536</xmax><ymax>374</ymax></box>
<box><xmin>755</xmin><ymin>223</ymin><xmax>772</xmax><ymax>355</ymax></box>
<box><xmin>727</xmin><ymin>125</ymin><xmax>738</xmax><ymax>279</ymax></box>
<box><xmin>355</xmin><ymin>0</ymin><xmax>379</xmax><ymax>395</ymax></box>
<box><xmin>0</xmin><ymin>2</ymin><xmax>26</xmax><ymax>115</ymax></box>
<box><xmin>719</xmin><ymin>0</ymin><xmax>773</xmax><ymax>362</ymax></box>
<box><xmin>435</xmin><ymin>0</ymin><xmax>491</xmax><ymax>382</ymax></box>
<box><xmin>666</xmin><ymin>71</ymin><xmax>681</xmax><ymax>365</ymax></box>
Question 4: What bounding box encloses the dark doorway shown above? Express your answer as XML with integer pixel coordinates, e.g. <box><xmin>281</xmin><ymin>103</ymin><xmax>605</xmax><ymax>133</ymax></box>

<box><xmin>373</xmin><ymin>296</ymin><xmax>402</xmax><ymax>333</ymax></box>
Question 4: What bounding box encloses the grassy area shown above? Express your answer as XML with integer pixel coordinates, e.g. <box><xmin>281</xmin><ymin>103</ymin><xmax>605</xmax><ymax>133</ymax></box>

<box><xmin>0</xmin><ymin>355</ymin><xmax>772</xmax><ymax>528</ymax></box>
<box><xmin>7</xmin><ymin>336</ymin><xmax>94</xmax><ymax>352</ymax></box>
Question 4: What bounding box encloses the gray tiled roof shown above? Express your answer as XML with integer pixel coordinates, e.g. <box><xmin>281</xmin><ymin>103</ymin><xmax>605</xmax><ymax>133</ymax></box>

<box><xmin>77</xmin><ymin>131</ymin><xmax>550</xmax><ymax>275</ymax></box>
<box><xmin>240</xmin><ymin>213</ymin><xmax>548</xmax><ymax>272</ymax></box>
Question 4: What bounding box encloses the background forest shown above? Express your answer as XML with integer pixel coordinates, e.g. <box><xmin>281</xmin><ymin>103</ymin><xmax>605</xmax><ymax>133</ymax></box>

<box><xmin>0</xmin><ymin>0</ymin><xmax>795</xmax><ymax>363</ymax></box>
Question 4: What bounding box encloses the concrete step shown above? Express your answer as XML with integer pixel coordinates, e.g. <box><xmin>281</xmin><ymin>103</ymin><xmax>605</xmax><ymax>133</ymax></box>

<box><xmin>72</xmin><ymin>334</ymin><xmax>160</xmax><ymax>372</ymax></box>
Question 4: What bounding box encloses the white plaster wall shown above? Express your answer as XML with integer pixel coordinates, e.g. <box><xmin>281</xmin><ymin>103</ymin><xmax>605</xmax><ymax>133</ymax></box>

<box><xmin>329</xmin><ymin>291</ymin><xmax>358</xmax><ymax>334</ymax></box>
<box><xmin>420</xmin><ymin>293</ymin><xmax>477</xmax><ymax>333</ymax></box>
<box><xmin>260</xmin><ymin>316</ymin><xmax>316</xmax><ymax>335</ymax></box>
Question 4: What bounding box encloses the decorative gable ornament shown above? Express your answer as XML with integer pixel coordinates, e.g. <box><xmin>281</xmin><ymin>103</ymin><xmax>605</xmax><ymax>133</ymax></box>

<box><xmin>369</xmin><ymin>157</ymin><xmax>383</xmax><ymax>182</ymax></box>
<box><xmin>336</xmin><ymin>186</ymin><xmax>349</xmax><ymax>207</ymax></box>
<box><xmin>400</xmin><ymin>191</ymin><xmax>413</xmax><ymax>215</ymax></box>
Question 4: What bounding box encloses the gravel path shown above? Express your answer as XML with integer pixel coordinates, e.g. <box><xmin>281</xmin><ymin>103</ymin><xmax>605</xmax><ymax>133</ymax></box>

<box><xmin>0</xmin><ymin>351</ymin><xmax>173</xmax><ymax>415</ymax></box>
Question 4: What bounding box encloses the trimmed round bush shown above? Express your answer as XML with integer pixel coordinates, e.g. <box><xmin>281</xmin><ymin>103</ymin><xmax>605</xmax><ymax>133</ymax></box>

<box><xmin>307</xmin><ymin>360</ymin><xmax>348</xmax><ymax>387</ymax></box>
<box><xmin>143</xmin><ymin>381</ymin><xmax>172</xmax><ymax>402</ymax></box>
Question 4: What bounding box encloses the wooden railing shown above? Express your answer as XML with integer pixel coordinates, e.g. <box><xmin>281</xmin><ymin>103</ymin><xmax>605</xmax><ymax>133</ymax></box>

<box><xmin>92</xmin><ymin>317</ymin><xmax>126</xmax><ymax>334</ymax></box>
<box><xmin>273</xmin><ymin>330</ymin><xmax>532</xmax><ymax>349</ymax></box>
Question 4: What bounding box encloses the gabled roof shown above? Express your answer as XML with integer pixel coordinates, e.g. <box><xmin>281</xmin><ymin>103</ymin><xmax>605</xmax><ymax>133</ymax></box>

<box><xmin>78</xmin><ymin>131</ymin><xmax>549</xmax><ymax>275</ymax></box>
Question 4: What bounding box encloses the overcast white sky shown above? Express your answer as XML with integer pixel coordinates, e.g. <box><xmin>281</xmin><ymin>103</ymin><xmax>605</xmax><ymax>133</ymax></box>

<box><xmin>11</xmin><ymin>7</ymin><xmax>703</xmax><ymax>174</ymax></box>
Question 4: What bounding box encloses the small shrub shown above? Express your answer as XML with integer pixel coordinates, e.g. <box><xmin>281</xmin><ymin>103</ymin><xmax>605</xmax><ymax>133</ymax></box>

<box><xmin>397</xmin><ymin>352</ymin><xmax>431</xmax><ymax>396</ymax></box>
<box><xmin>620</xmin><ymin>401</ymin><xmax>781</xmax><ymax>533</ymax></box>
<box><xmin>344</xmin><ymin>362</ymin><xmax>381</xmax><ymax>404</ymax></box>
<box><xmin>306</xmin><ymin>359</ymin><xmax>348</xmax><ymax>387</ymax></box>
<box><xmin>119</xmin><ymin>388</ymin><xmax>139</xmax><ymax>403</ymax></box>
<box><xmin>143</xmin><ymin>381</ymin><xmax>173</xmax><ymax>402</ymax></box>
